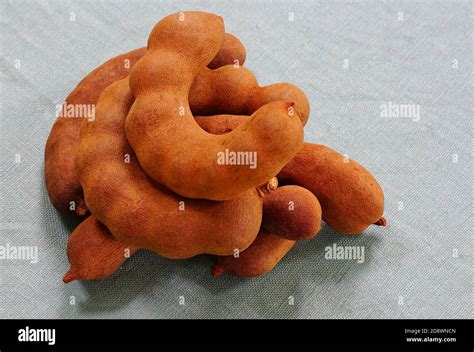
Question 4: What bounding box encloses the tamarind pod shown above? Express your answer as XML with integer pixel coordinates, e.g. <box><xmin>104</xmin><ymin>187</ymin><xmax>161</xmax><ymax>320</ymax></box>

<box><xmin>208</xmin><ymin>33</ymin><xmax>246</xmax><ymax>69</ymax></box>
<box><xmin>45</xmin><ymin>33</ymin><xmax>246</xmax><ymax>218</ymax></box>
<box><xmin>262</xmin><ymin>185</ymin><xmax>322</xmax><ymax>241</ymax></box>
<box><xmin>77</xmin><ymin>78</ymin><xmax>263</xmax><ymax>259</ymax></box>
<box><xmin>63</xmin><ymin>216</ymin><xmax>139</xmax><ymax>283</ymax></box>
<box><xmin>196</xmin><ymin>117</ymin><xmax>323</xmax><ymax>240</ymax></box>
<box><xmin>45</xmin><ymin>48</ymin><xmax>146</xmax><ymax>217</ymax></box>
<box><xmin>211</xmin><ymin>185</ymin><xmax>320</xmax><ymax>277</ymax></box>
<box><xmin>190</xmin><ymin>69</ymin><xmax>310</xmax><ymax>126</ymax></box>
<box><xmin>194</xmin><ymin>116</ymin><xmax>385</xmax><ymax>234</ymax></box>
<box><xmin>278</xmin><ymin>143</ymin><xmax>385</xmax><ymax>234</ymax></box>
<box><xmin>63</xmin><ymin>177</ymin><xmax>279</xmax><ymax>284</ymax></box>
<box><xmin>211</xmin><ymin>230</ymin><xmax>295</xmax><ymax>278</ymax></box>
<box><xmin>127</xmin><ymin>12</ymin><xmax>304</xmax><ymax>201</ymax></box>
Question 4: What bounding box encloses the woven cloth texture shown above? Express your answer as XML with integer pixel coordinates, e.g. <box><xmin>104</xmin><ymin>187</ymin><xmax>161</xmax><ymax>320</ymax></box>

<box><xmin>0</xmin><ymin>0</ymin><xmax>471</xmax><ymax>319</ymax></box>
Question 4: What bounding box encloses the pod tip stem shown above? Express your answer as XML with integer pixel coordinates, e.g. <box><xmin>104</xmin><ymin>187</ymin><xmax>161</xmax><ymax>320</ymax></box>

<box><xmin>63</xmin><ymin>270</ymin><xmax>78</xmax><ymax>283</ymax></box>
<box><xmin>211</xmin><ymin>264</ymin><xmax>225</xmax><ymax>277</ymax></box>
<box><xmin>374</xmin><ymin>217</ymin><xmax>387</xmax><ymax>226</ymax></box>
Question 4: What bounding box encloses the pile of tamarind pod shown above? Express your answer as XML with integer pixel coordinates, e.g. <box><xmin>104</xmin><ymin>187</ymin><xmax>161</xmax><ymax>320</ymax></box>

<box><xmin>44</xmin><ymin>11</ymin><xmax>386</xmax><ymax>283</ymax></box>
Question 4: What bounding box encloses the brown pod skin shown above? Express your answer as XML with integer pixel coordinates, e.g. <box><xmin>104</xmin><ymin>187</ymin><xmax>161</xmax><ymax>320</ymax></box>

<box><xmin>211</xmin><ymin>230</ymin><xmax>295</xmax><ymax>278</ymax></box>
<box><xmin>196</xmin><ymin>117</ymin><xmax>323</xmax><ymax>240</ymax></box>
<box><xmin>262</xmin><ymin>185</ymin><xmax>322</xmax><ymax>241</ymax></box>
<box><xmin>77</xmin><ymin>78</ymin><xmax>263</xmax><ymax>259</ymax></box>
<box><xmin>45</xmin><ymin>32</ymin><xmax>246</xmax><ymax>218</ymax></box>
<box><xmin>190</xmin><ymin>69</ymin><xmax>310</xmax><ymax>126</ymax></box>
<box><xmin>208</xmin><ymin>33</ymin><xmax>246</xmax><ymax>69</ymax></box>
<box><xmin>211</xmin><ymin>185</ymin><xmax>321</xmax><ymax>277</ymax></box>
<box><xmin>196</xmin><ymin>117</ymin><xmax>323</xmax><ymax>241</ymax></box>
<box><xmin>63</xmin><ymin>177</ymin><xmax>278</xmax><ymax>284</ymax></box>
<box><xmin>195</xmin><ymin>116</ymin><xmax>385</xmax><ymax>234</ymax></box>
<box><xmin>45</xmin><ymin>48</ymin><xmax>146</xmax><ymax>217</ymax></box>
<box><xmin>126</xmin><ymin>11</ymin><xmax>305</xmax><ymax>201</ymax></box>
<box><xmin>195</xmin><ymin>114</ymin><xmax>247</xmax><ymax>134</ymax></box>
<box><xmin>278</xmin><ymin>143</ymin><xmax>385</xmax><ymax>234</ymax></box>
<box><xmin>63</xmin><ymin>216</ymin><xmax>139</xmax><ymax>283</ymax></box>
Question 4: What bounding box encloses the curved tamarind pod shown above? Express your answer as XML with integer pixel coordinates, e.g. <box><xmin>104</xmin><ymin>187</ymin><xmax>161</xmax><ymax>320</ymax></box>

<box><xmin>77</xmin><ymin>78</ymin><xmax>263</xmax><ymax>259</ymax></box>
<box><xmin>63</xmin><ymin>177</ymin><xmax>278</xmax><ymax>283</ymax></box>
<box><xmin>262</xmin><ymin>185</ymin><xmax>322</xmax><ymax>241</ymax></box>
<box><xmin>211</xmin><ymin>230</ymin><xmax>295</xmax><ymax>278</ymax></box>
<box><xmin>190</xmin><ymin>68</ymin><xmax>310</xmax><ymax>126</ymax></box>
<box><xmin>195</xmin><ymin>116</ymin><xmax>385</xmax><ymax>234</ymax></box>
<box><xmin>63</xmin><ymin>216</ymin><xmax>139</xmax><ymax>283</ymax></box>
<box><xmin>278</xmin><ymin>143</ymin><xmax>386</xmax><ymax>234</ymax></box>
<box><xmin>196</xmin><ymin>117</ymin><xmax>323</xmax><ymax>240</ymax></box>
<box><xmin>45</xmin><ymin>33</ymin><xmax>246</xmax><ymax>218</ymax></box>
<box><xmin>45</xmin><ymin>48</ymin><xmax>146</xmax><ymax>217</ymax></box>
<box><xmin>126</xmin><ymin>11</ymin><xmax>304</xmax><ymax>201</ymax></box>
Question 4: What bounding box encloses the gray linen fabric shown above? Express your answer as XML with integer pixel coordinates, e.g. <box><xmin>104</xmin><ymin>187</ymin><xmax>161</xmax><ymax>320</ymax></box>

<box><xmin>0</xmin><ymin>0</ymin><xmax>471</xmax><ymax>319</ymax></box>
